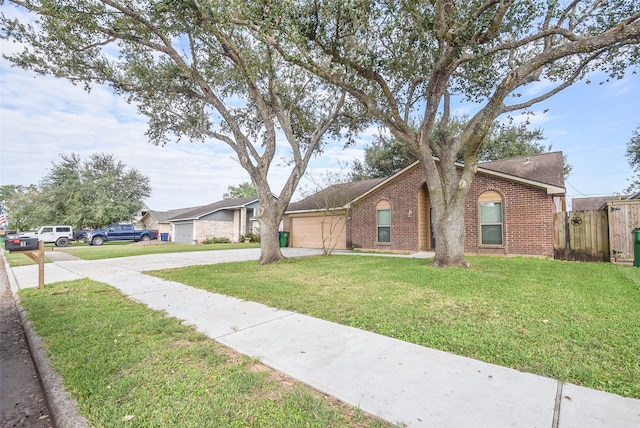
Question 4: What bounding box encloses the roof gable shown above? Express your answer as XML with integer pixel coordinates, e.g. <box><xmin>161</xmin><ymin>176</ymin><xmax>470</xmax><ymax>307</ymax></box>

<box><xmin>287</xmin><ymin>178</ymin><xmax>385</xmax><ymax>212</ymax></box>
<box><xmin>169</xmin><ymin>196</ymin><xmax>261</xmax><ymax>221</ymax></box>
<box><xmin>145</xmin><ymin>206</ymin><xmax>204</xmax><ymax>222</ymax></box>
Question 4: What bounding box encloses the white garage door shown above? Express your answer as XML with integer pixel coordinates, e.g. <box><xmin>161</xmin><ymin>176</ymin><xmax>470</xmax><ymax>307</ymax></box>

<box><xmin>290</xmin><ymin>215</ymin><xmax>347</xmax><ymax>250</ymax></box>
<box><xmin>174</xmin><ymin>222</ymin><xmax>194</xmax><ymax>244</ymax></box>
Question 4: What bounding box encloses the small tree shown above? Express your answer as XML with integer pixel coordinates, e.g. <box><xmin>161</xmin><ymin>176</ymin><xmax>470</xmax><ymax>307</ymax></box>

<box><xmin>624</xmin><ymin>126</ymin><xmax>640</xmax><ymax>194</ymax></box>
<box><xmin>300</xmin><ymin>171</ymin><xmax>351</xmax><ymax>255</ymax></box>
<box><xmin>223</xmin><ymin>182</ymin><xmax>257</xmax><ymax>199</ymax></box>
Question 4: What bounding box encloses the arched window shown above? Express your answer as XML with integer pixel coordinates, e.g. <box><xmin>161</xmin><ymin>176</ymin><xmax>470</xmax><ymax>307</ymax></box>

<box><xmin>479</xmin><ymin>191</ymin><xmax>503</xmax><ymax>246</ymax></box>
<box><xmin>376</xmin><ymin>200</ymin><xmax>391</xmax><ymax>243</ymax></box>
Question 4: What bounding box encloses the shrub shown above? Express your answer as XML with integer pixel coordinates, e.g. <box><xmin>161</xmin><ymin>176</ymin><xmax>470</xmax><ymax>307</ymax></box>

<box><xmin>203</xmin><ymin>237</ymin><xmax>231</xmax><ymax>244</ymax></box>
<box><xmin>243</xmin><ymin>233</ymin><xmax>260</xmax><ymax>243</ymax></box>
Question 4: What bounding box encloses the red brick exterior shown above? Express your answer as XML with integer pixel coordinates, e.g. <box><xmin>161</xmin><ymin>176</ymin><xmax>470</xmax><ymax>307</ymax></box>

<box><xmin>350</xmin><ymin>166</ymin><xmax>424</xmax><ymax>252</ymax></box>
<box><xmin>348</xmin><ymin>164</ymin><xmax>559</xmax><ymax>257</ymax></box>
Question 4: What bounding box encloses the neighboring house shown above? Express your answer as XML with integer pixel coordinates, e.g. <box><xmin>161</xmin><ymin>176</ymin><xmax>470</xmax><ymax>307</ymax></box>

<box><xmin>133</xmin><ymin>204</ymin><xmax>151</xmax><ymax>226</ymax></box>
<box><xmin>139</xmin><ymin>206</ymin><xmax>202</xmax><ymax>242</ymax></box>
<box><xmin>571</xmin><ymin>196</ymin><xmax>623</xmax><ymax>211</ymax></box>
<box><xmin>572</xmin><ymin>191</ymin><xmax>640</xmax><ymax>211</ymax></box>
<box><xmin>284</xmin><ymin>152</ymin><xmax>566</xmax><ymax>257</ymax></box>
<box><xmin>167</xmin><ymin>196</ymin><xmax>263</xmax><ymax>244</ymax></box>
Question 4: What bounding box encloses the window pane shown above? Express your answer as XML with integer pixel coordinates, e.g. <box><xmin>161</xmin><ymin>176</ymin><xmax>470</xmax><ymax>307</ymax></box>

<box><xmin>481</xmin><ymin>225</ymin><xmax>502</xmax><ymax>245</ymax></box>
<box><xmin>378</xmin><ymin>226</ymin><xmax>390</xmax><ymax>243</ymax></box>
<box><xmin>480</xmin><ymin>202</ymin><xmax>502</xmax><ymax>223</ymax></box>
<box><xmin>377</xmin><ymin>209</ymin><xmax>390</xmax><ymax>226</ymax></box>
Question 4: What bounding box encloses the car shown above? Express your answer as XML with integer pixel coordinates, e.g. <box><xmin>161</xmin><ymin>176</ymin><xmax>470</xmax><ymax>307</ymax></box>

<box><xmin>21</xmin><ymin>225</ymin><xmax>75</xmax><ymax>247</ymax></box>
<box><xmin>83</xmin><ymin>223</ymin><xmax>158</xmax><ymax>246</ymax></box>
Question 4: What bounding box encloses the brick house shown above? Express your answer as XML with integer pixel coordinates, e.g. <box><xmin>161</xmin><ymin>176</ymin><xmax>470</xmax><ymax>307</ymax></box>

<box><xmin>284</xmin><ymin>152</ymin><xmax>566</xmax><ymax>257</ymax></box>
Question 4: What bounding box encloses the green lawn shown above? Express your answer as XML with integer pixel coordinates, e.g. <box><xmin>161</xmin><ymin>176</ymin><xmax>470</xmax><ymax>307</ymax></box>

<box><xmin>4</xmin><ymin>242</ymin><xmax>260</xmax><ymax>265</ymax></box>
<box><xmin>148</xmin><ymin>255</ymin><xmax>640</xmax><ymax>399</ymax></box>
<box><xmin>19</xmin><ymin>279</ymin><xmax>390</xmax><ymax>428</ymax></box>
<box><xmin>60</xmin><ymin>242</ymin><xmax>260</xmax><ymax>260</ymax></box>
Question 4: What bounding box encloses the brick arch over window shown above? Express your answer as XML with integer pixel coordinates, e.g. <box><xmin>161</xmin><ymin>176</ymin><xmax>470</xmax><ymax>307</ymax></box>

<box><xmin>478</xmin><ymin>190</ymin><xmax>503</xmax><ymax>246</ymax></box>
<box><xmin>376</xmin><ymin>200</ymin><xmax>391</xmax><ymax>243</ymax></box>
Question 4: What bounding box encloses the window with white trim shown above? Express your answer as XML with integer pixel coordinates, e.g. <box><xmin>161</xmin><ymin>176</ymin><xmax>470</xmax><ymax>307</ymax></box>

<box><xmin>479</xmin><ymin>191</ymin><xmax>503</xmax><ymax>246</ymax></box>
<box><xmin>376</xmin><ymin>200</ymin><xmax>391</xmax><ymax>243</ymax></box>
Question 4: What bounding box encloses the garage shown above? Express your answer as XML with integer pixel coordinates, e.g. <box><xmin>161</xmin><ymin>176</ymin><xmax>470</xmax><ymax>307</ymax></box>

<box><xmin>290</xmin><ymin>215</ymin><xmax>347</xmax><ymax>250</ymax></box>
<box><xmin>173</xmin><ymin>222</ymin><xmax>194</xmax><ymax>244</ymax></box>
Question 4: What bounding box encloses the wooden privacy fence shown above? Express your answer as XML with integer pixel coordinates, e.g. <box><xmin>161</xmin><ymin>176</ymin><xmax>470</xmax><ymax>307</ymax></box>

<box><xmin>554</xmin><ymin>210</ymin><xmax>610</xmax><ymax>262</ymax></box>
<box><xmin>607</xmin><ymin>200</ymin><xmax>640</xmax><ymax>263</ymax></box>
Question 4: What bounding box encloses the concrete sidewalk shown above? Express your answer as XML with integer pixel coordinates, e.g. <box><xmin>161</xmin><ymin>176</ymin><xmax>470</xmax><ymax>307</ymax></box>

<box><xmin>8</xmin><ymin>248</ymin><xmax>640</xmax><ymax>427</ymax></box>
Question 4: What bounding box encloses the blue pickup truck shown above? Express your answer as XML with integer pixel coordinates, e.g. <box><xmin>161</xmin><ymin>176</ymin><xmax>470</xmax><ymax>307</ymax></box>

<box><xmin>83</xmin><ymin>223</ymin><xmax>158</xmax><ymax>246</ymax></box>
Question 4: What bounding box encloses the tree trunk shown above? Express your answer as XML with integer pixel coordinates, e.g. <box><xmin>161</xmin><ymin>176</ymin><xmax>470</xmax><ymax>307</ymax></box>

<box><xmin>253</xmin><ymin>183</ymin><xmax>285</xmax><ymax>265</ymax></box>
<box><xmin>432</xmin><ymin>203</ymin><xmax>469</xmax><ymax>267</ymax></box>
<box><xmin>417</xmin><ymin>152</ymin><xmax>475</xmax><ymax>268</ymax></box>
<box><xmin>258</xmin><ymin>214</ymin><xmax>282</xmax><ymax>265</ymax></box>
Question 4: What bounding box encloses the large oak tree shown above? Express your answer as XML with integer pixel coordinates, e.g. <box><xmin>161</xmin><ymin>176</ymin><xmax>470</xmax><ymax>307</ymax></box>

<box><xmin>254</xmin><ymin>0</ymin><xmax>640</xmax><ymax>266</ymax></box>
<box><xmin>1</xmin><ymin>0</ymin><xmax>356</xmax><ymax>264</ymax></box>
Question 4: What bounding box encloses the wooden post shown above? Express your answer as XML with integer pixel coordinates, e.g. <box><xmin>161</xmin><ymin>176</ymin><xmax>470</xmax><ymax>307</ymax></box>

<box><xmin>22</xmin><ymin>240</ymin><xmax>45</xmax><ymax>289</ymax></box>
<box><xmin>38</xmin><ymin>240</ymin><xmax>44</xmax><ymax>288</ymax></box>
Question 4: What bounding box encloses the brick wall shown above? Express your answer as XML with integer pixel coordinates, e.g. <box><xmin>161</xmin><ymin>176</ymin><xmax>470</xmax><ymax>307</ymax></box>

<box><xmin>465</xmin><ymin>173</ymin><xmax>556</xmax><ymax>257</ymax></box>
<box><xmin>351</xmin><ymin>166</ymin><xmax>424</xmax><ymax>252</ymax></box>
<box><xmin>350</xmin><ymin>164</ymin><xmax>558</xmax><ymax>257</ymax></box>
<box><xmin>194</xmin><ymin>220</ymin><xmax>235</xmax><ymax>242</ymax></box>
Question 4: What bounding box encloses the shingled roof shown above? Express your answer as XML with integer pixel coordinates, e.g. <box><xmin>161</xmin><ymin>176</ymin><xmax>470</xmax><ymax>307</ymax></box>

<box><xmin>147</xmin><ymin>206</ymin><xmax>204</xmax><ymax>222</ymax></box>
<box><xmin>478</xmin><ymin>152</ymin><xmax>565</xmax><ymax>188</ymax></box>
<box><xmin>169</xmin><ymin>196</ymin><xmax>260</xmax><ymax>221</ymax></box>
<box><xmin>287</xmin><ymin>178</ymin><xmax>385</xmax><ymax>212</ymax></box>
<box><xmin>286</xmin><ymin>153</ymin><xmax>565</xmax><ymax>214</ymax></box>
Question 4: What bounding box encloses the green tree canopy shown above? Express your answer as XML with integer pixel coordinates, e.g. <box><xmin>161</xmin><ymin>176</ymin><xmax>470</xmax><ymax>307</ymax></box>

<box><xmin>0</xmin><ymin>184</ymin><xmax>39</xmax><ymax>231</ymax></box>
<box><xmin>223</xmin><ymin>182</ymin><xmax>257</xmax><ymax>199</ymax></box>
<box><xmin>36</xmin><ymin>153</ymin><xmax>151</xmax><ymax>229</ymax></box>
<box><xmin>625</xmin><ymin>126</ymin><xmax>640</xmax><ymax>194</ymax></box>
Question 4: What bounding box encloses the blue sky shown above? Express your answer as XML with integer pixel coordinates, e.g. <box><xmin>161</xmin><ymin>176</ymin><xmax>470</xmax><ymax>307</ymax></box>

<box><xmin>1</xmin><ymin>34</ymin><xmax>638</xmax><ymax>211</ymax></box>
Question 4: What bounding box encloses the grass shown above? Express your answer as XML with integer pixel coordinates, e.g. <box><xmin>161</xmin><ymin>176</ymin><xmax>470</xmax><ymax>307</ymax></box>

<box><xmin>4</xmin><ymin>242</ymin><xmax>260</xmax><ymax>265</ymax></box>
<box><xmin>19</xmin><ymin>279</ymin><xmax>391</xmax><ymax>428</ymax></box>
<box><xmin>4</xmin><ymin>251</ymin><xmax>52</xmax><ymax>267</ymax></box>
<box><xmin>60</xmin><ymin>242</ymin><xmax>260</xmax><ymax>260</ymax></box>
<box><xmin>148</xmin><ymin>255</ymin><xmax>640</xmax><ymax>399</ymax></box>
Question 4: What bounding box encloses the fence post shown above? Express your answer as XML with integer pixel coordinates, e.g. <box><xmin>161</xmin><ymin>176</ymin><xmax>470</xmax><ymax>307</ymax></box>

<box><xmin>564</xmin><ymin>212</ymin><xmax>571</xmax><ymax>251</ymax></box>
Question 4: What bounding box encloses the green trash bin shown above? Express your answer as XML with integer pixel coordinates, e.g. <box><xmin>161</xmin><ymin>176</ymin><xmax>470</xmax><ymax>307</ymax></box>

<box><xmin>633</xmin><ymin>228</ymin><xmax>640</xmax><ymax>267</ymax></box>
<box><xmin>279</xmin><ymin>231</ymin><xmax>289</xmax><ymax>248</ymax></box>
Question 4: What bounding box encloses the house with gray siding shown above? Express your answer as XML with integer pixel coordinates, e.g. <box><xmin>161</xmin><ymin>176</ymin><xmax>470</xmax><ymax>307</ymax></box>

<box><xmin>139</xmin><ymin>206</ymin><xmax>203</xmax><ymax>242</ymax></box>
<box><xmin>167</xmin><ymin>196</ymin><xmax>262</xmax><ymax>244</ymax></box>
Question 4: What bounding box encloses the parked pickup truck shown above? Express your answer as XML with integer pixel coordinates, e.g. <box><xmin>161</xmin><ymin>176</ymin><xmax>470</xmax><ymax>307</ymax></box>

<box><xmin>20</xmin><ymin>225</ymin><xmax>74</xmax><ymax>247</ymax></box>
<box><xmin>84</xmin><ymin>223</ymin><xmax>158</xmax><ymax>246</ymax></box>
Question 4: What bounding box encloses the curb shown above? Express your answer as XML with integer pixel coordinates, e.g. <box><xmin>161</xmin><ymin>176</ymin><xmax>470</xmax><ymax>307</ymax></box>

<box><xmin>3</xmin><ymin>252</ymin><xmax>90</xmax><ymax>428</ymax></box>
